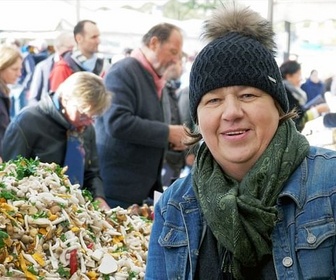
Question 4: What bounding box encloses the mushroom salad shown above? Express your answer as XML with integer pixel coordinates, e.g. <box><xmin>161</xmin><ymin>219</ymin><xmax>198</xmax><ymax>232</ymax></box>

<box><xmin>0</xmin><ymin>157</ymin><xmax>153</xmax><ymax>280</ymax></box>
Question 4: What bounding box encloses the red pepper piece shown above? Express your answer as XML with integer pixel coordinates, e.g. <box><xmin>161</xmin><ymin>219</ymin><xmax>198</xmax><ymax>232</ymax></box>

<box><xmin>70</xmin><ymin>249</ymin><xmax>78</xmax><ymax>275</ymax></box>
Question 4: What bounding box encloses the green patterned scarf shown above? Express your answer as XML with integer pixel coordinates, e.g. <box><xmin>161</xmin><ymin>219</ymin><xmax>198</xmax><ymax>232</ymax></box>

<box><xmin>192</xmin><ymin>120</ymin><xmax>309</xmax><ymax>280</ymax></box>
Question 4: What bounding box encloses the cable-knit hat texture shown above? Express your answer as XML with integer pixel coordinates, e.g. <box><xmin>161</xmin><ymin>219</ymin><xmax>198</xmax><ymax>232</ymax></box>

<box><xmin>189</xmin><ymin>5</ymin><xmax>289</xmax><ymax>122</ymax></box>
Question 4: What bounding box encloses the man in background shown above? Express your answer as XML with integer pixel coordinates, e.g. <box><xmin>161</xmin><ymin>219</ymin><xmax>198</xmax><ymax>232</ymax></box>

<box><xmin>95</xmin><ymin>22</ymin><xmax>187</xmax><ymax>209</ymax></box>
<box><xmin>49</xmin><ymin>19</ymin><xmax>110</xmax><ymax>92</ymax></box>
<box><xmin>28</xmin><ymin>31</ymin><xmax>75</xmax><ymax>104</ymax></box>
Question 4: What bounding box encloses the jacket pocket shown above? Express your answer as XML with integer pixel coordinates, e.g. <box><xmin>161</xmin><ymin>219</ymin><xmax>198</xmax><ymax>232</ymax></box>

<box><xmin>296</xmin><ymin>219</ymin><xmax>336</xmax><ymax>279</ymax></box>
<box><xmin>158</xmin><ymin>225</ymin><xmax>188</xmax><ymax>247</ymax></box>
<box><xmin>158</xmin><ymin>225</ymin><xmax>189</xmax><ymax>280</ymax></box>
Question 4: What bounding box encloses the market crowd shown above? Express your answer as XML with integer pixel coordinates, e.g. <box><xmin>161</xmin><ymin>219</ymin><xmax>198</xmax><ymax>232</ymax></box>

<box><xmin>2</xmin><ymin>3</ymin><xmax>336</xmax><ymax>279</ymax></box>
<box><xmin>1</xmin><ymin>11</ymin><xmax>336</xmax><ymax>210</ymax></box>
<box><xmin>0</xmin><ymin>19</ymin><xmax>195</xmax><ymax>211</ymax></box>
<box><xmin>1</xmin><ymin>11</ymin><xmax>336</xmax><ymax>212</ymax></box>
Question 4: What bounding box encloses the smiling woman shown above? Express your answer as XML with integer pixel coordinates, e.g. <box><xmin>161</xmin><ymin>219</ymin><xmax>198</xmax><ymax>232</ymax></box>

<box><xmin>146</xmin><ymin>3</ymin><xmax>336</xmax><ymax>280</ymax></box>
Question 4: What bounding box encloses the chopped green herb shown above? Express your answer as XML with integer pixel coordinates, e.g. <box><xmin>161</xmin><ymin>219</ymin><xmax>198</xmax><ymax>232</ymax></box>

<box><xmin>27</xmin><ymin>264</ymin><xmax>38</xmax><ymax>275</ymax></box>
<box><xmin>0</xmin><ymin>230</ymin><xmax>9</xmax><ymax>249</ymax></box>
<box><xmin>82</xmin><ymin>189</ymin><xmax>93</xmax><ymax>202</ymax></box>
<box><xmin>60</xmin><ymin>233</ymin><xmax>67</xmax><ymax>242</ymax></box>
<box><xmin>57</xmin><ymin>263</ymin><xmax>70</xmax><ymax>278</ymax></box>
<box><xmin>0</xmin><ymin>190</ymin><xmax>18</xmax><ymax>200</ymax></box>
<box><xmin>32</xmin><ymin>211</ymin><xmax>48</xmax><ymax>219</ymax></box>
<box><xmin>128</xmin><ymin>271</ymin><xmax>138</xmax><ymax>279</ymax></box>
<box><xmin>91</xmin><ymin>200</ymin><xmax>100</xmax><ymax>211</ymax></box>
<box><xmin>12</xmin><ymin>156</ymin><xmax>40</xmax><ymax>180</ymax></box>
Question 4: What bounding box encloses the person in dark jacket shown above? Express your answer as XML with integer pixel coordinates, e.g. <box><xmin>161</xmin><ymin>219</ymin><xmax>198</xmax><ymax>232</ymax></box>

<box><xmin>0</xmin><ymin>45</ymin><xmax>22</xmax><ymax>161</ymax></box>
<box><xmin>2</xmin><ymin>72</ymin><xmax>112</xmax><ymax>210</ymax></box>
<box><xmin>95</xmin><ymin>23</ymin><xmax>187</xmax><ymax>209</ymax></box>
<box><xmin>301</xmin><ymin>69</ymin><xmax>325</xmax><ymax>103</ymax></box>
<box><xmin>280</xmin><ymin>60</ymin><xmax>329</xmax><ymax>131</ymax></box>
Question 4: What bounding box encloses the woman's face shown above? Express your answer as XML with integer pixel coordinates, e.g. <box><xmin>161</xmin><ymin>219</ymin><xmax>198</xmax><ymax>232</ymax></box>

<box><xmin>63</xmin><ymin>98</ymin><xmax>96</xmax><ymax>131</ymax></box>
<box><xmin>197</xmin><ymin>86</ymin><xmax>280</xmax><ymax>181</ymax></box>
<box><xmin>0</xmin><ymin>57</ymin><xmax>22</xmax><ymax>84</ymax></box>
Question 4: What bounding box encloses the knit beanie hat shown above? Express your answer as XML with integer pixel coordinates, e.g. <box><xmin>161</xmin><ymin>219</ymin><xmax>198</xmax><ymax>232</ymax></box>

<box><xmin>189</xmin><ymin>5</ymin><xmax>289</xmax><ymax>123</ymax></box>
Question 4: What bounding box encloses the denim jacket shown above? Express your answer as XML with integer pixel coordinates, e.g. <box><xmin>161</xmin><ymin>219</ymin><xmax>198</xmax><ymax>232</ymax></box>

<box><xmin>146</xmin><ymin>146</ymin><xmax>336</xmax><ymax>280</ymax></box>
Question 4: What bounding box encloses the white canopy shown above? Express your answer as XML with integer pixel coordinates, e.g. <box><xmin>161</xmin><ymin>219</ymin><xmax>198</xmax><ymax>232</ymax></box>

<box><xmin>0</xmin><ymin>0</ymin><xmax>335</xmax><ymax>55</ymax></box>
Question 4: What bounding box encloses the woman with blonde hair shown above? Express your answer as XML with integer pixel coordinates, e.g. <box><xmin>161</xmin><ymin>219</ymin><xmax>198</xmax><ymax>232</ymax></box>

<box><xmin>2</xmin><ymin>71</ymin><xmax>112</xmax><ymax>210</ymax></box>
<box><xmin>0</xmin><ymin>45</ymin><xmax>22</xmax><ymax>160</ymax></box>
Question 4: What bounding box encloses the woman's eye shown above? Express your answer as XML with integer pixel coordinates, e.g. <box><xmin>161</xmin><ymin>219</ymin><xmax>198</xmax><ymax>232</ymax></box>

<box><xmin>240</xmin><ymin>93</ymin><xmax>256</xmax><ymax>100</ymax></box>
<box><xmin>207</xmin><ymin>98</ymin><xmax>221</xmax><ymax>104</ymax></box>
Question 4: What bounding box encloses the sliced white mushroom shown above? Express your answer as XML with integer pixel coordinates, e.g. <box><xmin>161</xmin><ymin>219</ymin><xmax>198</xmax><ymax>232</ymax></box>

<box><xmin>51</xmin><ymin>216</ymin><xmax>67</xmax><ymax>225</ymax></box>
<box><xmin>26</xmin><ymin>216</ymin><xmax>52</xmax><ymax>226</ymax></box>
<box><xmin>79</xmin><ymin>253</ymin><xmax>86</xmax><ymax>273</ymax></box>
<box><xmin>114</xmin><ymin>271</ymin><xmax>129</xmax><ymax>280</ymax></box>
<box><xmin>22</xmin><ymin>252</ymin><xmax>38</xmax><ymax>266</ymax></box>
<box><xmin>98</xmin><ymin>253</ymin><xmax>118</xmax><ymax>274</ymax></box>
<box><xmin>91</xmin><ymin>249</ymin><xmax>104</xmax><ymax>261</ymax></box>
<box><xmin>48</xmin><ymin>242</ymin><xmax>59</xmax><ymax>270</ymax></box>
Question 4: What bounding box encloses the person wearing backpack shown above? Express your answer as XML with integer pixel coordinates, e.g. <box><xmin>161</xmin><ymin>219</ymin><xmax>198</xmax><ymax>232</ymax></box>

<box><xmin>49</xmin><ymin>20</ymin><xmax>110</xmax><ymax>92</ymax></box>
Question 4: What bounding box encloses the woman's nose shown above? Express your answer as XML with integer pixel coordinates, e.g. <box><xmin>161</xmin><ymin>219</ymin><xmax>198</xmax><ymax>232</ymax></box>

<box><xmin>221</xmin><ymin>97</ymin><xmax>243</xmax><ymax>120</ymax></box>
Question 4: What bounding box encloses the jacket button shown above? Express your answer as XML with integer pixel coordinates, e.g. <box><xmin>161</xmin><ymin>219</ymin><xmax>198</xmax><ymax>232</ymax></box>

<box><xmin>307</xmin><ymin>233</ymin><xmax>317</xmax><ymax>244</ymax></box>
<box><xmin>282</xmin><ymin>257</ymin><xmax>293</xmax><ymax>267</ymax></box>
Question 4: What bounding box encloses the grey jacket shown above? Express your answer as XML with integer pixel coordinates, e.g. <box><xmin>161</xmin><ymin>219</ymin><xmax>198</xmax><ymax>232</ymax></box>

<box><xmin>2</xmin><ymin>94</ymin><xmax>105</xmax><ymax>199</ymax></box>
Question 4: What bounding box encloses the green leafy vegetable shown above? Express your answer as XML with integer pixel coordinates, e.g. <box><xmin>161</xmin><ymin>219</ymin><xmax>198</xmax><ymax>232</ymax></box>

<box><xmin>82</xmin><ymin>189</ymin><xmax>93</xmax><ymax>202</ymax></box>
<box><xmin>32</xmin><ymin>211</ymin><xmax>48</xmax><ymax>219</ymax></box>
<box><xmin>0</xmin><ymin>230</ymin><xmax>9</xmax><ymax>249</ymax></box>
<box><xmin>11</xmin><ymin>156</ymin><xmax>40</xmax><ymax>180</ymax></box>
<box><xmin>0</xmin><ymin>190</ymin><xmax>18</xmax><ymax>200</ymax></box>
<box><xmin>57</xmin><ymin>264</ymin><xmax>70</xmax><ymax>278</ymax></box>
